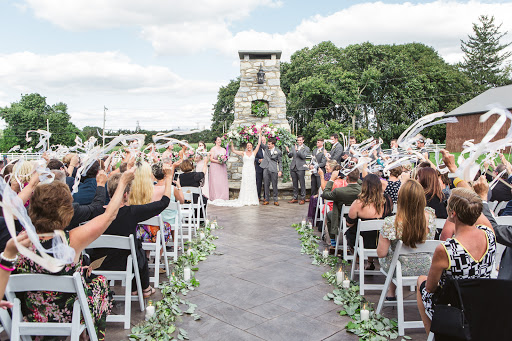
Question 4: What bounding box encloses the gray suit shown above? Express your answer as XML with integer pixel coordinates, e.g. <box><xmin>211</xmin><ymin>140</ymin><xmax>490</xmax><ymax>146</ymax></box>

<box><xmin>260</xmin><ymin>144</ymin><xmax>283</xmax><ymax>202</ymax></box>
<box><xmin>311</xmin><ymin>147</ymin><xmax>327</xmax><ymax>196</ymax></box>
<box><xmin>288</xmin><ymin>145</ymin><xmax>310</xmax><ymax>200</ymax></box>
<box><xmin>481</xmin><ymin>202</ymin><xmax>512</xmax><ymax>280</ymax></box>
<box><xmin>330</xmin><ymin>142</ymin><xmax>344</xmax><ymax>164</ymax></box>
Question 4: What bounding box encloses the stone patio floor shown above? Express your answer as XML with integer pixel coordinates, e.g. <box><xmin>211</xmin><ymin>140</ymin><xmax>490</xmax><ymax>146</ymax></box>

<box><xmin>103</xmin><ymin>202</ymin><xmax>429</xmax><ymax>340</ymax></box>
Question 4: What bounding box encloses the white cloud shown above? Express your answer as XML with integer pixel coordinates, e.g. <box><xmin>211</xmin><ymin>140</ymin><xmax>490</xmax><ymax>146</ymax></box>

<box><xmin>0</xmin><ymin>51</ymin><xmax>222</xmax><ymax>129</ymax></box>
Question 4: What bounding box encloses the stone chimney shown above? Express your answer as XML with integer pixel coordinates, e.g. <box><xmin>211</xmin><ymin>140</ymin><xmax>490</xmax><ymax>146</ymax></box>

<box><xmin>232</xmin><ymin>50</ymin><xmax>290</xmax><ymax>131</ymax></box>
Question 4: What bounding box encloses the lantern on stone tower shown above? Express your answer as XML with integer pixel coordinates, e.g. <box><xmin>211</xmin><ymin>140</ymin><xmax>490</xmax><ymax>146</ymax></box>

<box><xmin>257</xmin><ymin>64</ymin><xmax>265</xmax><ymax>84</ymax></box>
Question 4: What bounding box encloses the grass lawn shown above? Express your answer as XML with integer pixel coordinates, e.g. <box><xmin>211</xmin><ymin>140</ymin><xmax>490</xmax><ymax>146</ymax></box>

<box><xmin>429</xmin><ymin>152</ymin><xmax>512</xmax><ymax>166</ymax></box>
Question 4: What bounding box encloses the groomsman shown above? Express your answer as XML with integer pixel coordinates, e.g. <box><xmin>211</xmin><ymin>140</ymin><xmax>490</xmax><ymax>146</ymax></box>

<box><xmin>255</xmin><ymin>145</ymin><xmax>264</xmax><ymax>200</ymax></box>
<box><xmin>329</xmin><ymin>133</ymin><xmax>344</xmax><ymax>164</ymax></box>
<box><xmin>286</xmin><ymin>136</ymin><xmax>310</xmax><ymax>205</ymax></box>
<box><xmin>310</xmin><ymin>138</ymin><xmax>327</xmax><ymax>198</ymax></box>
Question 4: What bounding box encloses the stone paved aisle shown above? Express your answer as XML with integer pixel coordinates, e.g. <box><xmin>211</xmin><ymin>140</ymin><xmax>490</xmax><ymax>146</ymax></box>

<box><xmin>174</xmin><ymin>203</ymin><xmax>357</xmax><ymax>341</ymax></box>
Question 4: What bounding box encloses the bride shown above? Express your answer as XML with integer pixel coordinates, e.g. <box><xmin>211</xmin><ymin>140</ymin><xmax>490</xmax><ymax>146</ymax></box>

<box><xmin>209</xmin><ymin>131</ymin><xmax>261</xmax><ymax>207</ymax></box>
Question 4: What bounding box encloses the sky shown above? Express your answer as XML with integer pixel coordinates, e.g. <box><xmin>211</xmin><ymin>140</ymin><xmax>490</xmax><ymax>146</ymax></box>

<box><xmin>1</xmin><ymin>0</ymin><xmax>512</xmax><ymax>133</ymax></box>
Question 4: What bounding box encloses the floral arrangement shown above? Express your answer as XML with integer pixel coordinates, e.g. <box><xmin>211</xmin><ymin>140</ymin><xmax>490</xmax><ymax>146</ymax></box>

<box><xmin>251</xmin><ymin>101</ymin><xmax>269</xmax><ymax>118</ymax></box>
<box><xmin>185</xmin><ymin>149</ymin><xmax>195</xmax><ymax>159</ymax></box>
<box><xmin>171</xmin><ymin>152</ymin><xmax>181</xmax><ymax>163</ymax></box>
<box><xmin>217</xmin><ymin>154</ymin><xmax>228</xmax><ymax>164</ymax></box>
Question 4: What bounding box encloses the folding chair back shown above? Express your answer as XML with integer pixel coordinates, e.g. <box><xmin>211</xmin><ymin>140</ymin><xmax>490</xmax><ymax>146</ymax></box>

<box><xmin>0</xmin><ymin>306</ymin><xmax>11</xmax><ymax>339</ymax></box>
<box><xmin>314</xmin><ymin>189</ymin><xmax>324</xmax><ymax>227</ymax></box>
<box><xmin>139</xmin><ymin>215</ymin><xmax>169</xmax><ymax>284</ymax></box>
<box><xmin>6</xmin><ymin>272</ymin><xmax>98</xmax><ymax>341</ymax></box>
<box><xmin>494</xmin><ymin>201</ymin><xmax>508</xmax><ymax>216</ymax></box>
<box><xmin>488</xmin><ymin>200</ymin><xmax>499</xmax><ymax>213</ymax></box>
<box><xmin>87</xmin><ymin>234</ymin><xmax>144</xmax><ymax>329</ymax></box>
<box><xmin>164</xmin><ymin>201</ymin><xmax>185</xmax><ymax>261</ymax></box>
<box><xmin>434</xmin><ymin>218</ymin><xmax>446</xmax><ymax>238</ymax></box>
<box><xmin>182</xmin><ymin>186</ymin><xmax>206</xmax><ymax>226</ymax></box>
<box><xmin>334</xmin><ymin>204</ymin><xmax>351</xmax><ymax>258</ymax></box>
<box><xmin>350</xmin><ymin>219</ymin><xmax>385</xmax><ymax>294</ymax></box>
<box><xmin>376</xmin><ymin>240</ymin><xmax>440</xmax><ymax>336</ymax></box>
<box><xmin>320</xmin><ymin>199</ymin><xmax>332</xmax><ymax>241</ymax></box>
<box><xmin>496</xmin><ymin>215</ymin><xmax>512</xmax><ymax>225</ymax></box>
<box><xmin>180</xmin><ymin>188</ymin><xmax>198</xmax><ymax>242</ymax></box>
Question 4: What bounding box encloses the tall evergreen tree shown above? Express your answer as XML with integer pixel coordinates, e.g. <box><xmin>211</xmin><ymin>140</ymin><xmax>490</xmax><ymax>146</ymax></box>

<box><xmin>460</xmin><ymin>15</ymin><xmax>512</xmax><ymax>89</ymax></box>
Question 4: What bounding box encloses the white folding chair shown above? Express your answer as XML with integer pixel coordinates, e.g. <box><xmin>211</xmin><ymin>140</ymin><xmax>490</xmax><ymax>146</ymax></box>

<box><xmin>376</xmin><ymin>240</ymin><xmax>440</xmax><ymax>336</ymax></box>
<box><xmin>181</xmin><ymin>189</ymin><xmax>198</xmax><ymax>243</ymax></box>
<box><xmin>320</xmin><ymin>200</ymin><xmax>332</xmax><ymax>242</ymax></box>
<box><xmin>488</xmin><ymin>200</ymin><xmax>499</xmax><ymax>214</ymax></box>
<box><xmin>334</xmin><ymin>204</ymin><xmax>351</xmax><ymax>257</ymax></box>
<box><xmin>6</xmin><ymin>273</ymin><xmax>98</xmax><ymax>341</ymax></box>
<box><xmin>350</xmin><ymin>219</ymin><xmax>386</xmax><ymax>295</ymax></box>
<box><xmin>163</xmin><ymin>201</ymin><xmax>185</xmax><ymax>261</ymax></box>
<box><xmin>434</xmin><ymin>218</ymin><xmax>446</xmax><ymax>238</ymax></box>
<box><xmin>87</xmin><ymin>234</ymin><xmax>144</xmax><ymax>329</ymax></box>
<box><xmin>0</xmin><ymin>307</ymin><xmax>12</xmax><ymax>339</ymax></box>
<box><xmin>496</xmin><ymin>216</ymin><xmax>512</xmax><ymax>225</ymax></box>
<box><xmin>314</xmin><ymin>189</ymin><xmax>324</xmax><ymax>227</ymax></box>
<box><xmin>494</xmin><ymin>201</ymin><xmax>508</xmax><ymax>216</ymax></box>
<box><xmin>140</xmin><ymin>215</ymin><xmax>169</xmax><ymax>284</ymax></box>
<box><xmin>182</xmin><ymin>186</ymin><xmax>205</xmax><ymax>230</ymax></box>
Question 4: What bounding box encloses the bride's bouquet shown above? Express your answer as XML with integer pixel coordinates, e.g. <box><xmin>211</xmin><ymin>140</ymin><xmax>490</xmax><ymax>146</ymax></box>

<box><xmin>217</xmin><ymin>154</ymin><xmax>228</xmax><ymax>164</ymax></box>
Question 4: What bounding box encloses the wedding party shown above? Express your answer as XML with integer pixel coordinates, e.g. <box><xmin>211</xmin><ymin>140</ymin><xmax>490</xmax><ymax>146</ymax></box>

<box><xmin>1</xmin><ymin>1</ymin><xmax>512</xmax><ymax>341</ymax></box>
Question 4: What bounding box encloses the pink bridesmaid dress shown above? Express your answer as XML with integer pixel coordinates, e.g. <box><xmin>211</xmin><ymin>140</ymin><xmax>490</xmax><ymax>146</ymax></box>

<box><xmin>209</xmin><ymin>147</ymin><xmax>229</xmax><ymax>200</ymax></box>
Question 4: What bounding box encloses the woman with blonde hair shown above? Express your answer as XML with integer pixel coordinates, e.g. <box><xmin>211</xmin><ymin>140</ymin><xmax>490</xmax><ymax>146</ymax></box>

<box><xmin>377</xmin><ymin>179</ymin><xmax>437</xmax><ymax>300</ymax></box>
<box><xmin>346</xmin><ymin>173</ymin><xmax>393</xmax><ymax>270</ymax></box>
<box><xmin>129</xmin><ymin>161</ymin><xmax>154</xmax><ymax>205</ymax></box>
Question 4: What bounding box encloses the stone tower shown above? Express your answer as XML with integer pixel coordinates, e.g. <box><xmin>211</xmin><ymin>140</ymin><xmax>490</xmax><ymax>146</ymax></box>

<box><xmin>232</xmin><ymin>50</ymin><xmax>290</xmax><ymax>131</ymax></box>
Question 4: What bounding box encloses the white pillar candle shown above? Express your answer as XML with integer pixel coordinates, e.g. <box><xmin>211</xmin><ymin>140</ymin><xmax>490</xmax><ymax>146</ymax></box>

<box><xmin>343</xmin><ymin>279</ymin><xmax>350</xmax><ymax>289</ymax></box>
<box><xmin>211</xmin><ymin>222</ymin><xmax>217</xmax><ymax>229</ymax></box>
<box><xmin>187</xmin><ymin>249</ymin><xmax>192</xmax><ymax>256</ymax></box>
<box><xmin>199</xmin><ymin>232</ymin><xmax>205</xmax><ymax>240</ymax></box>
<box><xmin>145</xmin><ymin>301</ymin><xmax>155</xmax><ymax>320</ymax></box>
<box><xmin>205</xmin><ymin>219</ymin><xmax>210</xmax><ymax>226</ymax></box>
<box><xmin>360</xmin><ymin>308</ymin><xmax>370</xmax><ymax>321</ymax></box>
<box><xmin>336</xmin><ymin>270</ymin><xmax>344</xmax><ymax>285</ymax></box>
<box><xmin>301</xmin><ymin>220</ymin><xmax>306</xmax><ymax>227</ymax></box>
<box><xmin>183</xmin><ymin>266</ymin><xmax>191</xmax><ymax>281</ymax></box>
<box><xmin>322</xmin><ymin>249</ymin><xmax>329</xmax><ymax>258</ymax></box>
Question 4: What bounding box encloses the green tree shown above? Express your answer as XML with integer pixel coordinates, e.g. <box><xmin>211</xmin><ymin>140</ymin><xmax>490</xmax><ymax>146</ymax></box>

<box><xmin>210</xmin><ymin>78</ymin><xmax>240</xmax><ymax>137</ymax></box>
<box><xmin>82</xmin><ymin>126</ymin><xmax>102</xmax><ymax>140</ymax></box>
<box><xmin>460</xmin><ymin>15</ymin><xmax>512</xmax><ymax>90</ymax></box>
<box><xmin>0</xmin><ymin>93</ymin><xmax>83</xmax><ymax>152</ymax></box>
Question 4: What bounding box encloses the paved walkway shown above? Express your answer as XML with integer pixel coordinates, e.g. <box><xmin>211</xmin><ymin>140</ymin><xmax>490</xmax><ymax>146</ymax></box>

<box><xmin>176</xmin><ymin>203</ymin><xmax>357</xmax><ymax>341</ymax></box>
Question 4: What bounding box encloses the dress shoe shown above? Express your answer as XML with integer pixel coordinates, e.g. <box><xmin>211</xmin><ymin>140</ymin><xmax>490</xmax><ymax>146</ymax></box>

<box><xmin>288</xmin><ymin>199</ymin><xmax>298</xmax><ymax>203</ymax></box>
<box><xmin>305</xmin><ymin>198</ymin><xmax>310</xmax><ymax>202</ymax></box>
<box><xmin>299</xmin><ymin>200</ymin><xmax>305</xmax><ymax>205</ymax></box>
<box><xmin>263</xmin><ymin>201</ymin><xmax>269</xmax><ymax>205</ymax></box>
<box><xmin>274</xmin><ymin>201</ymin><xmax>279</xmax><ymax>206</ymax></box>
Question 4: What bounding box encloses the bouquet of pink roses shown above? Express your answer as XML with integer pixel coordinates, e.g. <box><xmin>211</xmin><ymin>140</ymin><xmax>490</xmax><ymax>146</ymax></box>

<box><xmin>217</xmin><ymin>154</ymin><xmax>228</xmax><ymax>165</ymax></box>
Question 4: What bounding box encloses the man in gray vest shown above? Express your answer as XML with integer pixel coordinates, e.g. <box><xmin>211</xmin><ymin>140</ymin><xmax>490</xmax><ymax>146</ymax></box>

<box><xmin>286</xmin><ymin>135</ymin><xmax>310</xmax><ymax>205</ymax></box>
<box><xmin>260</xmin><ymin>136</ymin><xmax>283</xmax><ymax>206</ymax></box>
<box><xmin>310</xmin><ymin>138</ymin><xmax>327</xmax><ymax>198</ymax></box>
<box><xmin>329</xmin><ymin>133</ymin><xmax>344</xmax><ymax>164</ymax></box>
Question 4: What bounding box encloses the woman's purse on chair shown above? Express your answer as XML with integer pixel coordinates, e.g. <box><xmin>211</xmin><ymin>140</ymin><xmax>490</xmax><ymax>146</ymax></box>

<box><xmin>430</xmin><ymin>277</ymin><xmax>471</xmax><ymax>340</ymax></box>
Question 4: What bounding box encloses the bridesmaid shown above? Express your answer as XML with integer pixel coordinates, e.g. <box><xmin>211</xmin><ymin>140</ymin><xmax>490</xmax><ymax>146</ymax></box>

<box><xmin>195</xmin><ymin>141</ymin><xmax>210</xmax><ymax>199</ymax></box>
<box><xmin>209</xmin><ymin>137</ymin><xmax>229</xmax><ymax>200</ymax></box>
<box><xmin>178</xmin><ymin>141</ymin><xmax>190</xmax><ymax>161</ymax></box>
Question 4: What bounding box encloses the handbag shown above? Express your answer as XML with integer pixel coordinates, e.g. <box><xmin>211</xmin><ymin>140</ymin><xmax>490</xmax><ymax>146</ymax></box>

<box><xmin>430</xmin><ymin>278</ymin><xmax>471</xmax><ymax>340</ymax></box>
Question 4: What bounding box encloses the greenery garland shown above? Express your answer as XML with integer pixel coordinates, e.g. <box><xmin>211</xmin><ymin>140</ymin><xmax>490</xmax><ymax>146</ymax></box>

<box><xmin>251</xmin><ymin>101</ymin><xmax>269</xmax><ymax>118</ymax></box>
<box><xmin>293</xmin><ymin>223</ymin><xmax>409</xmax><ymax>341</ymax></box>
<box><xmin>129</xmin><ymin>223</ymin><xmax>222</xmax><ymax>341</ymax></box>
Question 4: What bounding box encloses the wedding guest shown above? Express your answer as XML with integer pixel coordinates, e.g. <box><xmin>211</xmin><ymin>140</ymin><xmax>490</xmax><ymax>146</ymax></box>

<box><xmin>416</xmin><ymin>138</ymin><xmax>429</xmax><ymax>161</ymax></box>
<box><xmin>72</xmin><ymin>160</ymin><xmax>107</xmax><ymax>205</ymax></box>
<box><xmin>208</xmin><ymin>137</ymin><xmax>229</xmax><ymax>200</ymax></box>
<box><xmin>310</xmin><ymin>138</ymin><xmax>327</xmax><ymax>198</ymax></box>
<box><xmin>286</xmin><ymin>135</ymin><xmax>310</xmax><ymax>205</ymax></box>
<box><xmin>194</xmin><ymin>141</ymin><xmax>210</xmax><ymax>199</ymax></box>
<box><xmin>320</xmin><ymin>166</ymin><xmax>360</xmax><ymax>250</ymax></box>
<box><xmin>178</xmin><ymin>141</ymin><xmax>190</xmax><ymax>161</ymax></box>
<box><xmin>90</xmin><ymin>166</ymin><xmax>174</xmax><ymax>299</ymax></box>
<box><xmin>384</xmin><ymin>166</ymin><xmax>402</xmax><ymax>203</ymax></box>
<box><xmin>329</xmin><ymin>133</ymin><xmax>344</xmax><ymax>164</ymax></box>
<box><xmin>346</xmin><ymin>174</ymin><xmax>393</xmax><ymax>270</ymax></box>
<box><xmin>416</xmin><ymin>167</ymin><xmax>447</xmax><ymax>219</ymax></box>
<box><xmin>416</xmin><ymin>187</ymin><xmax>496</xmax><ymax>334</ymax></box>
<box><xmin>488</xmin><ymin>163</ymin><xmax>512</xmax><ymax>202</ymax></box>
<box><xmin>179</xmin><ymin>158</ymin><xmax>209</xmax><ymax>211</ymax></box>
<box><xmin>15</xmin><ymin>168</ymin><xmax>135</xmax><ymax>341</ymax></box>
<box><xmin>377</xmin><ymin>179</ymin><xmax>437</xmax><ymax>300</ymax></box>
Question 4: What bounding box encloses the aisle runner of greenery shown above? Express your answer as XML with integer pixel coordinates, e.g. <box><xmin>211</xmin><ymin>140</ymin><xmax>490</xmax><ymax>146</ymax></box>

<box><xmin>129</xmin><ymin>223</ymin><xmax>222</xmax><ymax>341</ymax></box>
<box><xmin>293</xmin><ymin>223</ymin><xmax>412</xmax><ymax>341</ymax></box>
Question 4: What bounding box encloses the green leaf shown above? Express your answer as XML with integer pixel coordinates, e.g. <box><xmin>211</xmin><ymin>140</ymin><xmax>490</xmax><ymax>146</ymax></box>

<box><xmin>402</xmin><ymin>336</ymin><xmax>412</xmax><ymax>340</ymax></box>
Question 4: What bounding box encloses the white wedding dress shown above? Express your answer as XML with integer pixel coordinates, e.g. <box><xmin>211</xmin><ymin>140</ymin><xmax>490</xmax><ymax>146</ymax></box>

<box><xmin>209</xmin><ymin>153</ymin><xmax>259</xmax><ymax>207</ymax></box>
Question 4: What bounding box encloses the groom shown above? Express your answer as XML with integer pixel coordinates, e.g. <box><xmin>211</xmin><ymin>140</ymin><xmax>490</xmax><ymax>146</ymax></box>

<box><xmin>260</xmin><ymin>136</ymin><xmax>283</xmax><ymax>206</ymax></box>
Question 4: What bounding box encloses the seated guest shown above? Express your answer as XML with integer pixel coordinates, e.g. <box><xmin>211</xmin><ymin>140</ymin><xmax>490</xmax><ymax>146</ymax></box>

<box><xmin>72</xmin><ymin>160</ymin><xmax>108</xmax><ymax>205</ymax></box>
<box><xmin>178</xmin><ymin>158</ymin><xmax>209</xmax><ymax>209</ymax></box>
<box><xmin>15</xmin><ymin>169</ymin><xmax>134</xmax><ymax>341</ymax></box>
<box><xmin>137</xmin><ymin>162</ymin><xmax>184</xmax><ymax>244</ymax></box>
<box><xmin>416</xmin><ymin>187</ymin><xmax>496</xmax><ymax>334</ymax></box>
<box><xmin>320</xmin><ymin>167</ymin><xmax>361</xmax><ymax>250</ymax></box>
<box><xmin>90</xmin><ymin>165</ymin><xmax>174</xmax><ymax>298</ymax></box>
<box><xmin>488</xmin><ymin>163</ymin><xmax>512</xmax><ymax>202</ymax></box>
<box><xmin>383</xmin><ymin>166</ymin><xmax>402</xmax><ymax>204</ymax></box>
<box><xmin>417</xmin><ymin>167</ymin><xmax>447</xmax><ymax>219</ymax></box>
<box><xmin>377</xmin><ymin>179</ymin><xmax>436</xmax><ymax>300</ymax></box>
<box><xmin>346</xmin><ymin>173</ymin><xmax>393</xmax><ymax>270</ymax></box>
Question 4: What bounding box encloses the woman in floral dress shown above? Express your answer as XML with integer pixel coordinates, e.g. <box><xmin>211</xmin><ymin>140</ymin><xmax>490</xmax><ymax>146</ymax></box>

<box><xmin>14</xmin><ymin>169</ymin><xmax>134</xmax><ymax>340</ymax></box>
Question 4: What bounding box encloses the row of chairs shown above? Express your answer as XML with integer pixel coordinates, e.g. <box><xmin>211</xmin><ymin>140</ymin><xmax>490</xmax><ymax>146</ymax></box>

<box><xmin>1</xmin><ymin>186</ymin><xmax>208</xmax><ymax>340</ymax></box>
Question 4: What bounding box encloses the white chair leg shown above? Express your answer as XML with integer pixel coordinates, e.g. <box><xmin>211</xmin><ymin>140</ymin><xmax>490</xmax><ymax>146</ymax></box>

<box><xmin>427</xmin><ymin>332</ymin><xmax>435</xmax><ymax>341</ymax></box>
<box><xmin>124</xmin><ymin>268</ymin><xmax>132</xmax><ymax>329</ymax></box>
<box><xmin>359</xmin><ymin>243</ymin><xmax>365</xmax><ymax>295</ymax></box>
<box><xmin>396</xmin><ymin>263</ymin><xmax>405</xmax><ymax>336</ymax></box>
<box><xmin>70</xmin><ymin>300</ymin><xmax>81</xmax><ymax>340</ymax></box>
<box><xmin>11</xmin><ymin>299</ymin><xmax>21</xmax><ymax>341</ymax></box>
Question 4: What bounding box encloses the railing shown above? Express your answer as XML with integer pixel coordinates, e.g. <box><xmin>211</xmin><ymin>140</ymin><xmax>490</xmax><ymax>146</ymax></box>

<box><xmin>2</xmin><ymin>153</ymin><xmax>42</xmax><ymax>161</ymax></box>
